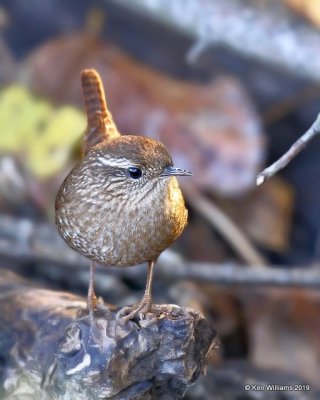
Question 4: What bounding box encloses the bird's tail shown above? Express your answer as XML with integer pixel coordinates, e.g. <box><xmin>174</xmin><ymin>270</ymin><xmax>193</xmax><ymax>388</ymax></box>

<box><xmin>81</xmin><ymin>69</ymin><xmax>120</xmax><ymax>155</ymax></box>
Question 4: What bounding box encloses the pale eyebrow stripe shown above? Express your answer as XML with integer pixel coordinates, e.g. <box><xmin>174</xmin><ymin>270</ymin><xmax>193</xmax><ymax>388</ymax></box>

<box><xmin>97</xmin><ymin>157</ymin><xmax>135</xmax><ymax>168</ymax></box>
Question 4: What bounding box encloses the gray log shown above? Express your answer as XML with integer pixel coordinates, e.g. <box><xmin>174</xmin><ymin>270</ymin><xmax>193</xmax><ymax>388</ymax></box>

<box><xmin>110</xmin><ymin>0</ymin><xmax>320</xmax><ymax>83</ymax></box>
<box><xmin>0</xmin><ymin>270</ymin><xmax>217</xmax><ymax>400</ymax></box>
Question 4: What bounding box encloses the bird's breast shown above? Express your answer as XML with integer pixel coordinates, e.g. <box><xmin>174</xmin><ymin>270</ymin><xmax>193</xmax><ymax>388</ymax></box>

<box><xmin>56</xmin><ymin>177</ymin><xmax>187</xmax><ymax>267</ymax></box>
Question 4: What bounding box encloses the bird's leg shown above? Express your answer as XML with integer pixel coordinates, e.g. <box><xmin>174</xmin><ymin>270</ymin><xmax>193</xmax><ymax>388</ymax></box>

<box><xmin>117</xmin><ymin>260</ymin><xmax>155</xmax><ymax>322</ymax></box>
<box><xmin>88</xmin><ymin>261</ymin><xmax>98</xmax><ymax>320</ymax></box>
<box><xmin>140</xmin><ymin>259</ymin><xmax>154</xmax><ymax>309</ymax></box>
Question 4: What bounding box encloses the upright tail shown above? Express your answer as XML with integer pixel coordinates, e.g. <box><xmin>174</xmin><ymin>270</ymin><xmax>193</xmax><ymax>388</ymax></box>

<box><xmin>81</xmin><ymin>69</ymin><xmax>120</xmax><ymax>155</ymax></box>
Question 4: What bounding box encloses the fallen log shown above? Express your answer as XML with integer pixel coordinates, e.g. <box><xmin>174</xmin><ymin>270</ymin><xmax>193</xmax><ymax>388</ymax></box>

<box><xmin>0</xmin><ymin>270</ymin><xmax>217</xmax><ymax>400</ymax></box>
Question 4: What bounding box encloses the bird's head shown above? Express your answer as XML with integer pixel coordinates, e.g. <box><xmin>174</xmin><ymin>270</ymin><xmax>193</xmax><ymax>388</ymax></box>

<box><xmin>80</xmin><ymin>135</ymin><xmax>192</xmax><ymax>202</ymax></box>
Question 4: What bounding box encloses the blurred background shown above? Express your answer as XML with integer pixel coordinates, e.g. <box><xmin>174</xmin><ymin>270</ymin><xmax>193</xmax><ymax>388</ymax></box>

<box><xmin>1</xmin><ymin>0</ymin><xmax>320</xmax><ymax>398</ymax></box>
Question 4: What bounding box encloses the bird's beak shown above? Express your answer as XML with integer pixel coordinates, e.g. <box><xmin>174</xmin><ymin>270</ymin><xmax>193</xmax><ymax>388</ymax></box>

<box><xmin>161</xmin><ymin>166</ymin><xmax>193</xmax><ymax>177</ymax></box>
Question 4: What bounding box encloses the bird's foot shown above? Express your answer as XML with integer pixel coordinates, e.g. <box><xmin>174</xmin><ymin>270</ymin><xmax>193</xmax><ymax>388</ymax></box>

<box><xmin>87</xmin><ymin>292</ymin><xmax>99</xmax><ymax>322</ymax></box>
<box><xmin>116</xmin><ymin>295</ymin><xmax>152</xmax><ymax>323</ymax></box>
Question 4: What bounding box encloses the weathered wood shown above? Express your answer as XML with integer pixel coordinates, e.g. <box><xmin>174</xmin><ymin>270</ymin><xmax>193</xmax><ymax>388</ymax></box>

<box><xmin>110</xmin><ymin>0</ymin><xmax>320</xmax><ymax>83</ymax></box>
<box><xmin>0</xmin><ymin>270</ymin><xmax>217</xmax><ymax>400</ymax></box>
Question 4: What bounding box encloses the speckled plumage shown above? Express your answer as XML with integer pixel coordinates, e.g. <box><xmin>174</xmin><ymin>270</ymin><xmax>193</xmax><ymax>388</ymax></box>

<box><xmin>55</xmin><ymin>135</ymin><xmax>188</xmax><ymax>267</ymax></box>
<box><xmin>55</xmin><ymin>69</ymin><xmax>190</xmax><ymax>319</ymax></box>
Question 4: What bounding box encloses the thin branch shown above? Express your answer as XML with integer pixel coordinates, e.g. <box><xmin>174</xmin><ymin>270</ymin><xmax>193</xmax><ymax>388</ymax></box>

<box><xmin>158</xmin><ymin>251</ymin><xmax>320</xmax><ymax>289</ymax></box>
<box><xmin>182</xmin><ymin>184</ymin><xmax>266</xmax><ymax>267</ymax></box>
<box><xmin>2</xmin><ymin>214</ymin><xmax>319</xmax><ymax>289</ymax></box>
<box><xmin>257</xmin><ymin>113</ymin><xmax>320</xmax><ymax>185</ymax></box>
<box><xmin>103</xmin><ymin>250</ymin><xmax>320</xmax><ymax>289</ymax></box>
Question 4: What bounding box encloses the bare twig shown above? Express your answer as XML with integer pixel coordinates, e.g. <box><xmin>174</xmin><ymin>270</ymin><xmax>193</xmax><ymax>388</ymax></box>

<box><xmin>257</xmin><ymin>113</ymin><xmax>320</xmax><ymax>185</ymax></box>
<box><xmin>158</xmin><ymin>251</ymin><xmax>320</xmax><ymax>289</ymax></box>
<box><xmin>1</xmin><ymin>214</ymin><xmax>320</xmax><ymax>289</ymax></box>
<box><xmin>182</xmin><ymin>184</ymin><xmax>266</xmax><ymax>267</ymax></box>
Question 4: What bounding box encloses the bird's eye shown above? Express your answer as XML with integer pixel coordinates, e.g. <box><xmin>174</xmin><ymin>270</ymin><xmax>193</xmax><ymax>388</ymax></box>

<box><xmin>127</xmin><ymin>167</ymin><xmax>142</xmax><ymax>179</ymax></box>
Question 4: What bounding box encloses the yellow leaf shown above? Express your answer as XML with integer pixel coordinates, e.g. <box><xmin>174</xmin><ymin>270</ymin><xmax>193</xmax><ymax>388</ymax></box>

<box><xmin>0</xmin><ymin>84</ymin><xmax>85</xmax><ymax>178</ymax></box>
<box><xmin>27</xmin><ymin>107</ymin><xmax>85</xmax><ymax>178</ymax></box>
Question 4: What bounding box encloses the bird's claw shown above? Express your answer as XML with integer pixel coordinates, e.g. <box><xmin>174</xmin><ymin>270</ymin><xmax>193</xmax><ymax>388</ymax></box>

<box><xmin>116</xmin><ymin>296</ymin><xmax>152</xmax><ymax>324</ymax></box>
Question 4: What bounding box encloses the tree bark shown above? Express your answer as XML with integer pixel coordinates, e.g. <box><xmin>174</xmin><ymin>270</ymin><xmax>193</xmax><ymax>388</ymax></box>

<box><xmin>0</xmin><ymin>270</ymin><xmax>217</xmax><ymax>400</ymax></box>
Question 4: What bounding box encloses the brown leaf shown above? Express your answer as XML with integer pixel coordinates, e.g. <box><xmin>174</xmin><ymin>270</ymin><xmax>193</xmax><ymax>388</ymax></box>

<box><xmin>25</xmin><ymin>33</ymin><xmax>265</xmax><ymax>197</ymax></box>
<box><xmin>217</xmin><ymin>177</ymin><xmax>294</xmax><ymax>251</ymax></box>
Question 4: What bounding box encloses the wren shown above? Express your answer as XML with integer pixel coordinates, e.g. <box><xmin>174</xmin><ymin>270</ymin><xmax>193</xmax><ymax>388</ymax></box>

<box><xmin>55</xmin><ymin>69</ymin><xmax>191</xmax><ymax>321</ymax></box>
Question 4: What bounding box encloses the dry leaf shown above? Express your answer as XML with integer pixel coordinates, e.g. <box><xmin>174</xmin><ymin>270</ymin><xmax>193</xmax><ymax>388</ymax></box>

<box><xmin>218</xmin><ymin>177</ymin><xmax>294</xmax><ymax>251</ymax></box>
<box><xmin>0</xmin><ymin>85</ymin><xmax>85</xmax><ymax>178</ymax></box>
<box><xmin>25</xmin><ymin>33</ymin><xmax>265</xmax><ymax>197</ymax></box>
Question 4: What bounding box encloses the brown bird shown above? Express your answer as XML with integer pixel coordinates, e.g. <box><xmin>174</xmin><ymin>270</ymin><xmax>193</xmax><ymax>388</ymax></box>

<box><xmin>55</xmin><ymin>69</ymin><xmax>191</xmax><ymax>321</ymax></box>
